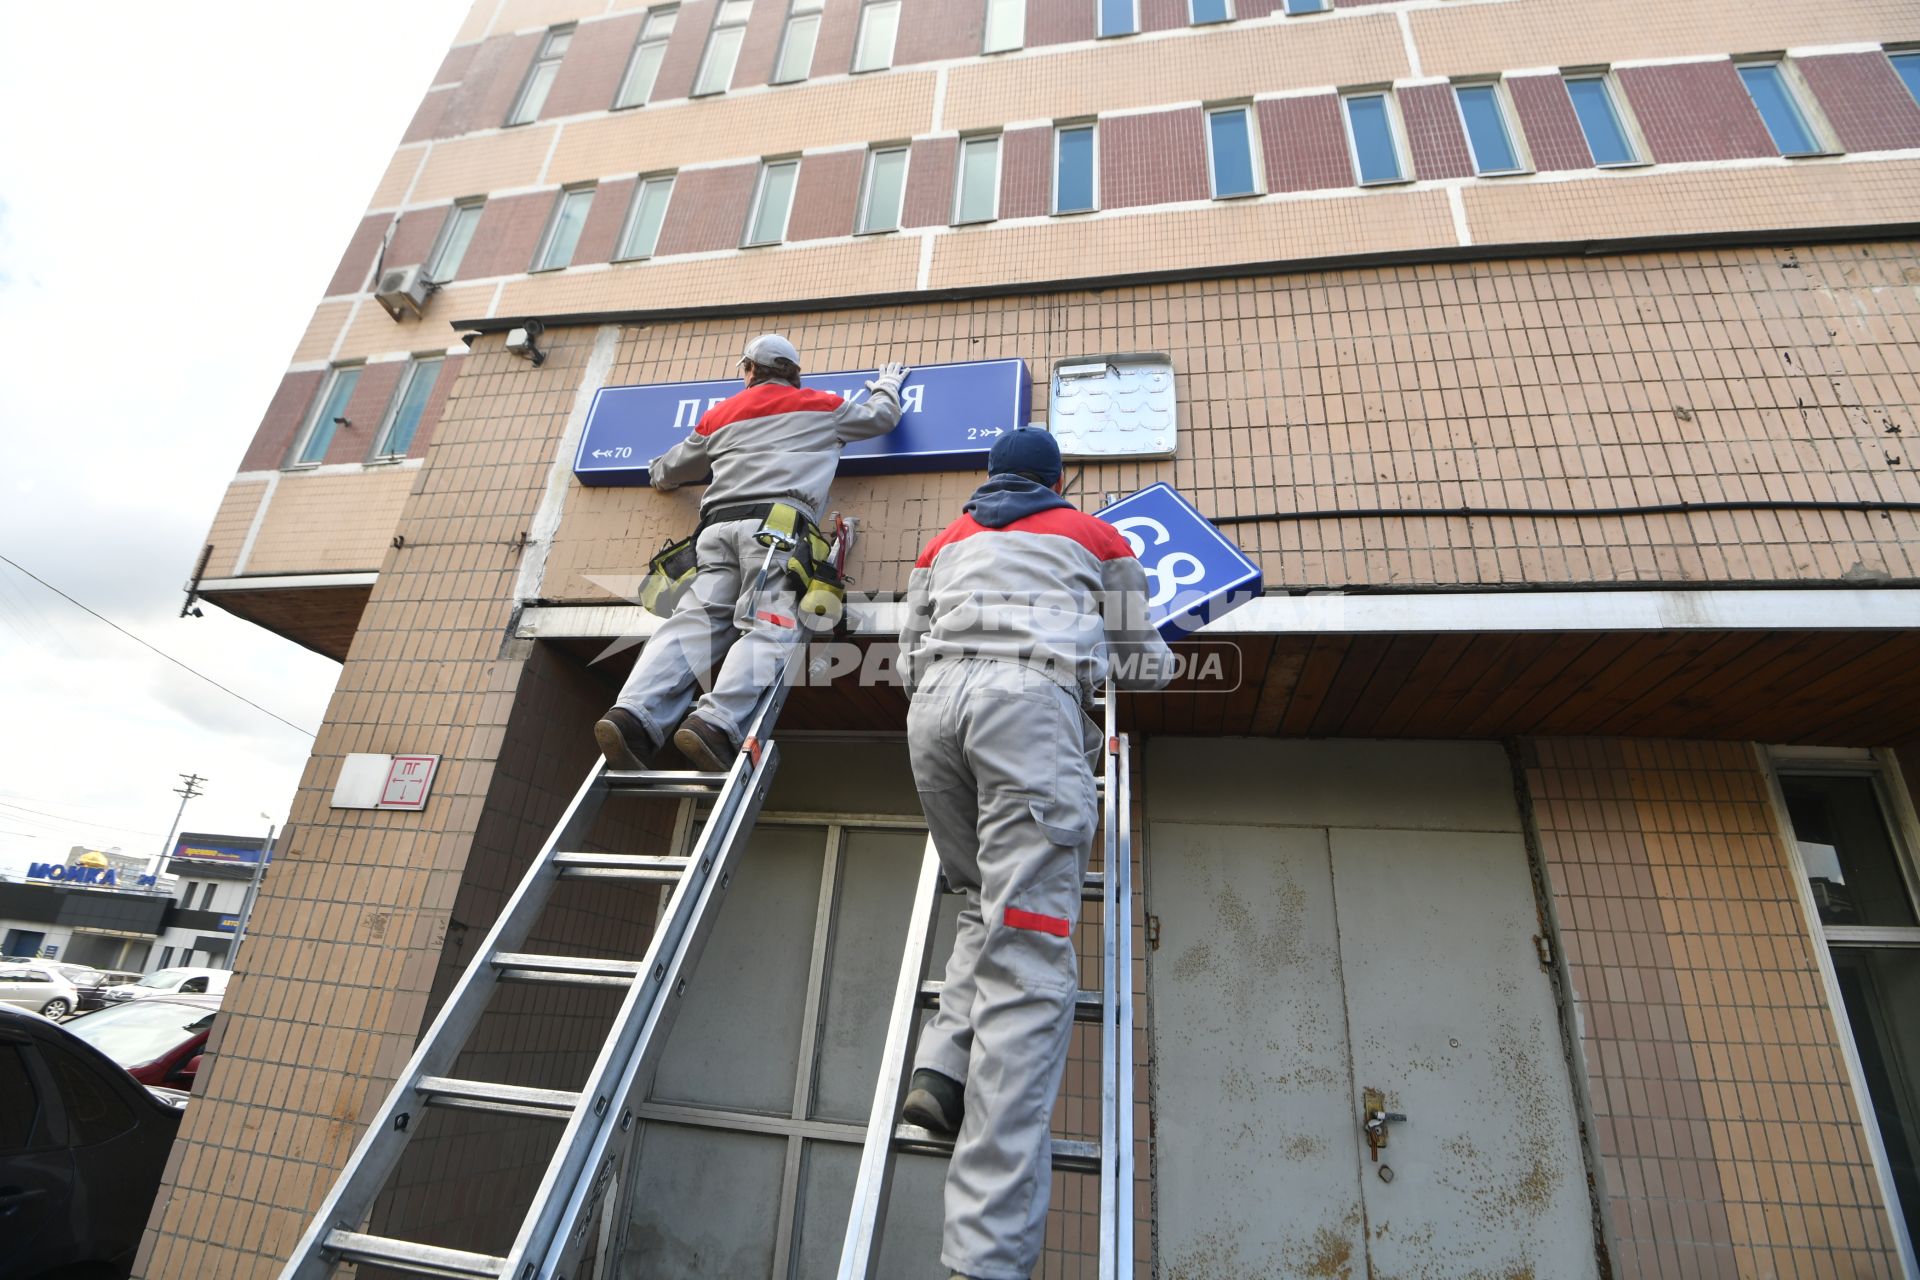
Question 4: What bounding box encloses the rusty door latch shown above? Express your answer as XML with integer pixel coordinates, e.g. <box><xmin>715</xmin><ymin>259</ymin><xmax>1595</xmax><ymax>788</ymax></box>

<box><xmin>1362</xmin><ymin>1088</ymin><xmax>1407</xmax><ymax>1162</ymax></box>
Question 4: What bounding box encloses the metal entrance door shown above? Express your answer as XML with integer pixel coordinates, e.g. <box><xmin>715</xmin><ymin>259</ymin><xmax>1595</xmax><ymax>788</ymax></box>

<box><xmin>1146</xmin><ymin>739</ymin><xmax>1599</xmax><ymax>1279</ymax></box>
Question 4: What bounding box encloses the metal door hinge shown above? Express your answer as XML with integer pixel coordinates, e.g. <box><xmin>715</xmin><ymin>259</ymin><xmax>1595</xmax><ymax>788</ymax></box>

<box><xmin>1533</xmin><ymin>933</ymin><xmax>1554</xmax><ymax>969</ymax></box>
<box><xmin>1145</xmin><ymin>914</ymin><xmax>1161</xmax><ymax>951</ymax></box>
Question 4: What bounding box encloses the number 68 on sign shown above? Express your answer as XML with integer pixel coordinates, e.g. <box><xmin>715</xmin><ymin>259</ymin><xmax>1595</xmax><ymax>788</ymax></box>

<box><xmin>1094</xmin><ymin>483</ymin><xmax>1263</xmax><ymax>639</ymax></box>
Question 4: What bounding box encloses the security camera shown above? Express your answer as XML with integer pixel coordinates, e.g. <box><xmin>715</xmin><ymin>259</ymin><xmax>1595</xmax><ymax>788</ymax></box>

<box><xmin>505</xmin><ymin>321</ymin><xmax>547</xmax><ymax>366</ymax></box>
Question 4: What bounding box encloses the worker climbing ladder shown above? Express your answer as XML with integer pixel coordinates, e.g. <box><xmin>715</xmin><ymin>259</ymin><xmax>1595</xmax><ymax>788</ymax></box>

<box><xmin>835</xmin><ymin>684</ymin><xmax>1136</xmax><ymax>1280</ymax></box>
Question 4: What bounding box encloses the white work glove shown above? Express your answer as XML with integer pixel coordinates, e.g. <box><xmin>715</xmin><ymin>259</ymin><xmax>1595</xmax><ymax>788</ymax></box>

<box><xmin>647</xmin><ymin>459</ymin><xmax>677</xmax><ymax>492</ymax></box>
<box><xmin>865</xmin><ymin>361</ymin><xmax>910</xmax><ymax>396</ymax></box>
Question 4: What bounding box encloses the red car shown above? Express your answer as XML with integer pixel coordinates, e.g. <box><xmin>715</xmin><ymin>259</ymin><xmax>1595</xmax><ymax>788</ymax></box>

<box><xmin>61</xmin><ymin>994</ymin><xmax>218</xmax><ymax>1089</ymax></box>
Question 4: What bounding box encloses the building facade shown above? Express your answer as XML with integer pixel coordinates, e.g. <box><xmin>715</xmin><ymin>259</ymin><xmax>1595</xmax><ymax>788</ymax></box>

<box><xmin>149</xmin><ymin>0</ymin><xmax>1920</xmax><ymax>1276</ymax></box>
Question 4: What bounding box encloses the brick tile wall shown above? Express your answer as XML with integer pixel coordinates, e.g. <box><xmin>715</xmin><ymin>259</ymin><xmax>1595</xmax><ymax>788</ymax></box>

<box><xmin>1000</xmin><ymin>125</ymin><xmax>1053</xmax><ymax>218</ymax></box>
<box><xmin>896</xmin><ymin>0</ymin><xmax>984</xmax><ymax>65</ymax></box>
<box><xmin>441</xmin><ymin>32</ymin><xmax>544</xmax><ymax>137</ymax></box>
<box><xmin>1798</xmin><ymin>51</ymin><xmax>1920</xmax><ymax>154</ymax></box>
<box><xmin>385</xmin><ymin>207</ymin><xmax>448</xmax><ymax>277</ymax></box>
<box><xmin>458</xmin><ymin>191</ymin><xmax>558</xmax><ymax>279</ymax></box>
<box><xmin>1237</xmin><ymin>0</ymin><xmax>1285</xmax><ymax>14</ymax></box>
<box><xmin>433</xmin><ymin>41</ymin><xmax>478</xmax><ymax>84</ymax></box>
<box><xmin>1028</xmin><ymin>0</ymin><xmax>1097</xmax><ymax>47</ymax></box>
<box><xmin>1526</xmin><ymin>739</ymin><xmax>1904</xmax><ymax>1279</ymax></box>
<box><xmin>322</xmin><ymin>362</ymin><xmax>406</xmax><ymax>466</ymax></box>
<box><xmin>786</xmin><ymin>149</ymin><xmax>863</xmax><ymax>240</ymax></box>
<box><xmin>1141</xmin><ymin>0</ymin><xmax>1188</xmax><ymax>33</ymax></box>
<box><xmin>1616</xmin><ymin>61</ymin><xmax>1776</xmax><ymax>164</ymax></box>
<box><xmin>541</xmin><ymin>12</ymin><xmax>643</xmax><ymax>118</ymax></box>
<box><xmin>1508</xmin><ymin>73</ymin><xmax>1593</xmax><ymax>172</ymax></box>
<box><xmin>900</xmin><ymin>135</ymin><xmax>958</xmax><ymax>227</ymax></box>
<box><xmin>572</xmin><ymin>177</ymin><xmax>635</xmax><ymax>264</ymax></box>
<box><xmin>654</xmin><ymin>161</ymin><xmax>758</xmax><ymax>252</ymax></box>
<box><xmin>1257</xmin><ymin>92</ymin><xmax>1352</xmax><ymax>193</ymax></box>
<box><xmin>1100</xmin><ymin>106</ymin><xmax>1208</xmax><ymax>208</ymax></box>
<box><xmin>813</xmin><ymin>0</ymin><xmax>863</xmax><ymax>78</ymax></box>
<box><xmin>239</xmin><ymin>370</ymin><xmax>325</xmax><ymax>472</ymax></box>
<box><xmin>402</xmin><ymin>87</ymin><xmax>455</xmax><ymax>145</ymax></box>
<box><xmin>732</xmin><ymin>0</ymin><xmax>787</xmax><ymax>89</ymax></box>
<box><xmin>651</xmin><ymin>0</ymin><xmax>716</xmax><ymax>102</ymax></box>
<box><xmin>1399</xmin><ymin>82</ymin><xmax>1474</xmax><ymax>180</ymax></box>
<box><xmin>327</xmin><ymin>214</ymin><xmax>391</xmax><ymax>297</ymax></box>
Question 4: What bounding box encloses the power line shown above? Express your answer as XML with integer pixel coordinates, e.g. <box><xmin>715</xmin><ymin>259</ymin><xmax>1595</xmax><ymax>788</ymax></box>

<box><xmin>0</xmin><ymin>799</ymin><xmax>165</xmax><ymax>839</ymax></box>
<box><xmin>0</xmin><ymin>554</ymin><xmax>317</xmax><ymax>738</ymax></box>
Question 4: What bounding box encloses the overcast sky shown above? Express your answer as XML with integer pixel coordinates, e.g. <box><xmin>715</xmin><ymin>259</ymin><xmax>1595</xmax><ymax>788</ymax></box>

<box><xmin>0</xmin><ymin>2</ymin><xmax>471</xmax><ymax>879</ymax></box>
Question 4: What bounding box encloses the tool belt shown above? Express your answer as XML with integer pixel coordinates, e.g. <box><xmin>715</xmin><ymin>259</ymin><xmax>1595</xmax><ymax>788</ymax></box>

<box><xmin>638</xmin><ymin>502</ymin><xmax>847</xmax><ymax>627</ymax></box>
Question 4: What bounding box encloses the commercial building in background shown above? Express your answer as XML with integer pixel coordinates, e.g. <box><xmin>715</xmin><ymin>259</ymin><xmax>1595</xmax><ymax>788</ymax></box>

<box><xmin>149</xmin><ymin>1</ymin><xmax>1920</xmax><ymax>1276</ymax></box>
<box><xmin>154</xmin><ymin>832</ymin><xmax>274</xmax><ymax>972</ymax></box>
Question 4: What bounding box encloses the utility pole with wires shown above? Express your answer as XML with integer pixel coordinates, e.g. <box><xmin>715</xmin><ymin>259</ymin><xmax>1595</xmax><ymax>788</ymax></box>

<box><xmin>146</xmin><ymin>773</ymin><xmax>207</xmax><ymax>880</ymax></box>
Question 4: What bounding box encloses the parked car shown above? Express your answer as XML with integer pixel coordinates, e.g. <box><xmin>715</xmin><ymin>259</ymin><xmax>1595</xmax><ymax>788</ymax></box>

<box><xmin>98</xmin><ymin>965</ymin><xmax>229</xmax><ymax>1005</ymax></box>
<box><xmin>61</xmin><ymin>995</ymin><xmax>217</xmax><ymax>1090</ymax></box>
<box><xmin>65</xmin><ymin>967</ymin><xmax>141</xmax><ymax>1012</ymax></box>
<box><xmin>0</xmin><ymin>1004</ymin><xmax>185</xmax><ymax>1278</ymax></box>
<box><xmin>0</xmin><ymin>963</ymin><xmax>81</xmax><ymax>1020</ymax></box>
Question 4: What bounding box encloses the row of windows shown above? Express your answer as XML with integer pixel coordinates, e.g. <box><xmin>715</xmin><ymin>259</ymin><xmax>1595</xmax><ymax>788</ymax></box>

<box><xmin>504</xmin><ymin>0</ymin><xmax>1353</xmax><ymax>126</ymax></box>
<box><xmin>290</xmin><ymin>357</ymin><xmax>444</xmax><ymax>467</ymax></box>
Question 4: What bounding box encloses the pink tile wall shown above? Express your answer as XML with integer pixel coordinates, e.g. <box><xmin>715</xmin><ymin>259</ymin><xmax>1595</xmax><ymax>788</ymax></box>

<box><xmin>897</xmin><ymin>0</ymin><xmax>985</xmax><ymax>64</ymax></box>
<box><xmin>1797</xmin><ymin>52</ymin><xmax>1920</xmax><ymax>153</ymax></box>
<box><xmin>900</xmin><ymin>135</ymin><xmax>959</xmax><ymax>227</ymax></box>
<box><xmin>1101</xmin><ymin>106</ymin><xmax>1209</xmax><ymax>208</ymax></box>
<box><xmin>1028</xmin><ymin>0</ymin><xmax>1096</xmax><ymax>47</ymax></box>
<box><xmin>1400</xmin><ymin>82</ymin><xmax>1474</xmax><ymax>179</ymax></box>
<box><xmin>1258</xmin><ymin>93</ymin><xmax>1352</xmax><ymax>193</ymax></box>
<box><xmin>1616</xmin><ymin>61</ymin><xmax>1776</xmax><ymax>163</ymax></box>
<box><xmin>541</xmin><ymin>13</ymin><xmax>644</xmax><ymax>117</ymax></box>
<box><xmin>328</xmin><ymin>215</ymin><xmax>391</xmax><ymax>297</ymax></box>
<box><xmin>572</xmin><ymin>178</ymin><xmax>636</xmax><ymax>264</ymax></box>
<box><xmin>457</xmin><ymin>192</ymin><xmax>557</xmax><ymax>279</ymax></box>
<box><xmin>385</xmin><ymin>208</ymin><xmax>448</xmax><ymax>276</ymax></box>
<box><xmin>654</xmin><ymin>162</ymin><xmax>758</xmax><ymax>252</ymax></box>
<box><xmin>731</xmin><ymin>0</ymin><xmax>788</xmax><ymax>88</ymax></box>
<box><xmin>651</xmin><ymin>0</ymin><xmax>716</xmax><ymax>101</ymax></box>
<box><xmin>239</xmin><ymin>371</ymin><xmax>326</xmax><ymax>471</ymax></box>
<box><xmin>1000</xmin><ymin>126</ymin><xmax>1054</xmax><ymax>218</ymax></box>
<box><xmin>1508</xmin><ymin>74</ymin><xmax>1594</xmax><ymax>172</ymax></box>
<box><xmin>323</xmin><ymin>363</ymin><xmax>406</xmax><ymax>466</ymax></box>
<box><xmin>786</xmin><ymin>150</ymin><xmax>863</xmax><ymax>239</ymax></box>
<box><xmin>812</xmin><ymin>0</ymin><xmax>863</xmax><ymax>77</ymax></box>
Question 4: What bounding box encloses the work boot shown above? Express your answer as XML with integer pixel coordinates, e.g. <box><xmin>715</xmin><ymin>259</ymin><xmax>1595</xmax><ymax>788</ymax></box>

<box><xmin>901</xmin><ymin>1068</ymin><xmax>964</xmax><ymax>1135</ymax></box>
<box><xmin>673</xmin><ymin>711</ymin><xmax>736</xmax><ymax>772</ymax></box>
<box><xmin>594</xmin><ymin>708</ymin><xmax>657</xmax><ymax>771</ymax></box>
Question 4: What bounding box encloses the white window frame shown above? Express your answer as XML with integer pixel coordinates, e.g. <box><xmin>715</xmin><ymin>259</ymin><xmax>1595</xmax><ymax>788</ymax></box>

<box><xmin>1204</xmin><ymin>103</ymin><xmax>1263</xmax><ymax>199</ymax></box>
<box><xmin>744</xmin><ymin>158</ymin><xmax>801</xmax><ymax>246</ymax></box>
<box><xmin>532</xmin><ymin>185</ymin><xmax>596</xmax><ymax>271</ymax></box>
<box><xmin>1560</xmin><ymin>67</ymin><xmax>1648</xmax><ymax>168</ymax></box>
<box><xmin>1189</xmin><ymin>0</ymin><xmax>1233</xmax><ymax>24</ymax></box>
<box><xmin>1761</xmin><ymin>746</ymin><xmax>1920</xmax><ymax>1274</ymax></box>
<box><xmin>1098</xmin><ymin>0</ymin><xmax>1138</xmax><ymax>38</ymax></box>
<box><xmin>425</xmin><ymin>198</ymin><xmax>485</xmax><ymax>282</ymax></box>
<box><xmin>288</xmin><ymin>364</ymin><xmax>364</xmax><ymax>469</ymax></box>
<box><xmin>857</xmin><ymin>146</ymin><xmax>910</xmax><ymax>234</ymax></box>
<box><xmin>1734</xmin><ymin>56</ymin><xmax>1836</xmax><ymax>158</ymax></box>
<box><xmin>694</xmin><ymin>0</ymin><xmax>752</xmax><ymax>97</ymax></box>
<box><xmin>508</xmin><ymin>24</ymin><xmax>573</xmax><ymax>125</ymax></box>
<box><xmin>1284</xmin><ymin>0</ymin><xmax>1329</xmax><ymax>12</ymax></box>
<box><xmin>616</xmin><ymin>173</ymin><xmax>677</xmax><ymax>260</ymax></box>
<box><xmin>1340</xmin><ymin>88</ymin><xmax>1411</xmax><ymax>186</ymax></box>
<box><xmin>852</xmin><ymin>0</ymin><xmax>901</xmax><ymax>73</ymax></box>
<box><xmin>1891</xmin><ymin>48</ymin><xmax>1920</xmax><ymax>109</ymax></box>
<box><xmin>1451</xmin><ymin>78</ymin><xmax>1531</xmax><ymax>176</ymax></box>
<box><xmin>615</xmin><ymin>6</ymin><xmax>678</xmax><ymax>108</ymax></box>
<box><xmin>371</xmin><ymin>355</ymin><xmax>446</xmax><ymax>460</ymax></box>
<box><xmin>983</xmin><ymin>0</ymin><xmax>1025</xmax><ymax>53</ymax></box>
<box><xmin>1052</xmin><ymin>120</ymin><xmax>1099</xmax><ymax>215</ymax></box>
<box><xmin>953</xmin><ymin>133</ymin><xmax>1003</xmax><ymax>225</ymax></box>
<box><xmin>773</xmin><ymin>0</ymin><xmax>823</xmax><ymax>84</ymax></box>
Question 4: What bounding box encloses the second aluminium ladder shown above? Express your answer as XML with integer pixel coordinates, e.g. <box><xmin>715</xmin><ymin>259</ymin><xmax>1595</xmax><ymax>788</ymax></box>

<box><xmin>837</xmin><ymin>684</ymin><xmax>1137</xmax><ymax>1279</ymax></box>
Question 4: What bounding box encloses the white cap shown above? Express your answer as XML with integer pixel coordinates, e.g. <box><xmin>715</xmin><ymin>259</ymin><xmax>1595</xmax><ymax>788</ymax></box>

<box><xmin>743</xmin><ymin>333</ymin><xmax>801</xmax><ymax>368</ymax></box>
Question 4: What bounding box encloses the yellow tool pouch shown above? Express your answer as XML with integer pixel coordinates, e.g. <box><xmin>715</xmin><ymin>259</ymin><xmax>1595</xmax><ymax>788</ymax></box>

<box><xmin>756</xmin><ymin>504</ymin><xmax>846</xmax><ymax>630</ymax></box>
<box><xmin>638</xmin><ymin>533</ymin><xmax>700</xmax><ymax>618</ymax></box>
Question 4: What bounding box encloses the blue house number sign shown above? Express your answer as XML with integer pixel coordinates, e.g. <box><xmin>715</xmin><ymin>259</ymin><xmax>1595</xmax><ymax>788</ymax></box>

<box><xmin>1095</xmin><ymin>483</ymin><xmax>1263</xmax><ymax>638</ymax></box>
<box><xmin>575</xmin><ymin>358</ymin><xmax>1032</xmax><ymax>485</ymax></box>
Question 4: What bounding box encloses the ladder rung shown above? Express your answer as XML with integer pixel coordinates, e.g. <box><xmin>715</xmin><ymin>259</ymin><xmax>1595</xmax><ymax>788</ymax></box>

<box><xmin>1082</xmin><ymin>871</ymin><xmax>1105</xmax><ymax>899</ymax></box>
<box><xmin>919</xmin><ymin>980</ymin><xmax>1101</xmax><ymax>1023</ymax></box>
<box><xmin>605</xmin><ymin>768</ymin><xmax>730</xmax><ymax>795</ymax></box>
<box><xmin>323</xmin><ymin>1230</ymin><xmax>507</xmax><ymax>1278</ymax></box>
<box><xmin>892</xmin><ymin>1125</ymin><xmax>1101</xmax><ymax>1174</ymax></box>
<box><xmin>490</xmin><ymin>952</ymin><xmax>644</xmax><ymax>987</ymax></box>
<box><xmin>553</xmin><ymin>851</ymin><xmax>690</xmax><ymax>882</ymax></box>
<box><xmin>416</xmin><ymin>1076</ymin><xmax>582</xmax><ymax>1119</ymax></box>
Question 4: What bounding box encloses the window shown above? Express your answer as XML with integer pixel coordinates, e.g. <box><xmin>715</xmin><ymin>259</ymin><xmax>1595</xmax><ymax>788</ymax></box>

<box><xmin>1738</xmin><ymin>61</ymin><xmax>1824</xmax><ymax>156</ymax></box>
<box><xmin>508</xmin><ymin>25</ymin><xmax>573</xmax><ymax>125</ymax></box>
<box><xmin>533</xmin><ymin>187</ymin><xmax>595</xmax><ymax>271</ymax></box>
<box><xmin>858</xmin><ymin>148</ymin><xmax>909</xmax><ymax>233</ymax></box>
<box><xmin>695</xmin><ymin>0</ymin><xmax>752</xmax><ymax>96</ymax></box>
<box><xmin>1191</xmin><ymin>0</ymin><xmax>1231</xmax><ymax>22</ymax></box>
<box><xmin>0</xmin><ymin>1045</ymin><xmax>39</xmax><ymax>1153</ymax></box>
<box><xmin>746</xmin><ymin>159</ymin><xmax>800</xmax><ymax>245</ymax></box>
<box><xmin>41</xmin><ymin>1040</ymin><xmax>136</xmax><ymax>1145</ymax></box>
<box><xmin>1285</xmin><ymin>0</ymin><xmax>1329</xmax><ymax>11</ymax></box>
<box><xmin>158</xmin><ymin>947</ymin><xmax>174</xmax><ymax>970</ymax></box>
<box><xmin>1454</xmin><ymin>82</ymin><xmax>1525</xmax><ymax>175</ymax></box>
<box><xmin>954</xmin><ymin>134</ymin><xmax>1001</xmax><ymax>224</ymax></box>
<box><xmin>853</xmin><ymin>1</ymin><xmax>900</xmax><ymax>73</ymax></box>
<box><xmin>1206</xmin><ymin>105</ymin><xmax>1259</xmax><ymax>198</ymax></box>
<box><xmin>617</xmin><ymin>174</ymin><xmax>676</xmax><ymax>259</ymax></box>
<box><xmin>1099</xmin><ymin>0</ymin><xmax>1136</xmax><ymax>37</ymax></box>
<box><xmin>1342</xmin><ymin>91</ymin><xmax>1406</xmax><ymax>185</ymax></box>
<box><xmin>198</xmin><ymin>883</ymin><xmax>217</xmax><ymax>911</ymax></box>
<box><xmin>774</xmin><ymin>0</ymin><xmax>823</xmax><ymax>83</ymax></box>
<box><xmin>984</xmin><ymin>0</ymin><xmax>1024</xmax><ymax>52</ymax></box>
<box><xmin>292</xmin><ymin>366</ymin><xmax>362</xmax><ymax>467</ymax></box>
<box><xmin>616</xmin><ymin>6</ymin><xmax>678</xmax><ymax>108</ymax></box>
<box><xmin>375</xmin><ymin>357</ymin><xmax>444</xmax><ymax>458</ymax></box>
<box><xmin>1895</xmin><ymin>51</ymin><xmax>1920</xmax><ymax>107</ymax></box>
<box><xmin>425</xmin><ymin>200</ymin><xmax>484</xmax><ymax>282</ymax></box>
<box><xmin>1564</xmin><ymin>73</ymin><xmax>1640</xmax><ymax>167</ymax></box>
<box><xmin>1054</xmin><ymin>123</ymin><xmax>1097</xmax><ymax>213</ymax></box>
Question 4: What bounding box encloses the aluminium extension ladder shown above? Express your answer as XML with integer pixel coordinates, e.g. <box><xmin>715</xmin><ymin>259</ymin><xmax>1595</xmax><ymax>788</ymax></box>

<box><xmin>835</xmin><ymin>684</ymin><xmax>1136</xmax><ymax>1280</ymax></box>
<box><xmin>279</xmin><ymin>636</ymin><xmax>811</xmax><ymax>1280</ymax></box>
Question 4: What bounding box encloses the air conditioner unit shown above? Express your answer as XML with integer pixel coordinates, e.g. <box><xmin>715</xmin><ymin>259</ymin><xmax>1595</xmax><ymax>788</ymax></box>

<box><xmin>374</xmin><ymin>263</ymin><xmax>431</xmax><ymax>320</ymax></box>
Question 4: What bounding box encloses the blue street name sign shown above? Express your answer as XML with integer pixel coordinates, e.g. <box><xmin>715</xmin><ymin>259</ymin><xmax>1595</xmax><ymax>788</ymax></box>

<box><xmin>1095</xmin><ymin>483</ymin><xmax>1263</xmax><ymax>638</ymax></box>
<box><xmin>574</xmin><ymin>358</ymin><xmax>1033</xmax><ymax>486</ymax></box>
